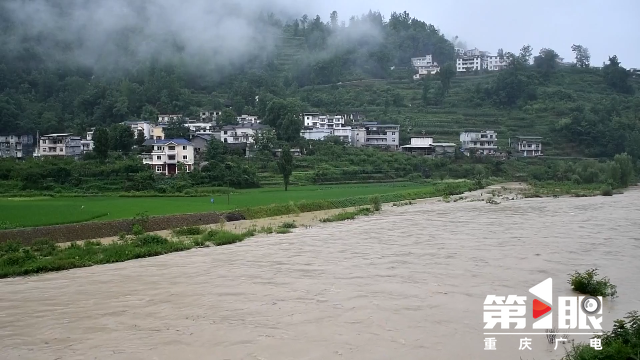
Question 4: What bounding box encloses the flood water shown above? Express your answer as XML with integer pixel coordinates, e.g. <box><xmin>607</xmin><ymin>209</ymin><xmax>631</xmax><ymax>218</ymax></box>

<box><xmin>1</xmin><ymin>190</ymin><xmax>639</xmax><ymax>360</ymax></box>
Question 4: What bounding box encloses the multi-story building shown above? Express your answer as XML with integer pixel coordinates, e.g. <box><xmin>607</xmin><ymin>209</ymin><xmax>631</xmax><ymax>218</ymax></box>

<box><xmin>35</xmin><ymin>134</ymin><xmax>83</xmax><ymax>157</ymax></box>
<box><xmin>150</xmin><ymin>125</ymin><xmax>166</xmax><ymax>140</ymax></box>
<box><xmin>511</xmin><ymin>136</ymin><xmax>543</xmax><ymax>157</ymax></box>
<box><xmin>123</xmin><ymin>121</ymin><xmax>152</xmax><ymax>139</ymax></box>
<box><xmin>411</xmin><ymin>55</ymin><xmax>440</xmax><ymax>80</ymax></box>
<box><xmin>0</xmin><ymin>135</ymin><xmax>33</xmax><ymax>159</ymax></box>
<box><xmin>185</xmin><ymin>119</ymin><xmax>216</xmax><ymax>134</ymax></box>
<box><xmin>237</xmin><ymin>115</ymin><xmax>261</xmax><ymax>124</ymax></box>
<box><xmin>486</xmin><ymin>55</ymin><xmax>507</xmax><ymax>71</ymax></box>
<box><xmin>359</xmin><ymin>122</ymin><xmax>400</xmax><ymax>150</ymax></box>
<box><xmin>401</xmin><ymin>136</ymin><xmax>435</xmax><ymax>155</ymax></box>
<box><xmin>200</xmin><ymin>111</ymin><xmax>222</xmax><ymax>121</ymax></box>
<box><xmin>460</xmin><ymin>130</ymin><xmax>498</xmax><ymax>155</ymax></box>
<box><xmin>457</xmin><ymin>55</ymin><xmax>484</xmax><ymax>72</ymax></box>
<box><xmin>157</xmin><ymin>115</ymin><xmax>182</xmax><ymax>125</ymax></box>
<box><xmin>141</xmin><ymin>139</ymin><xmax>194</xmax><ymax>175</ymax></box>
<box><xmin>302</xmin><ymin>113</ymin><xmax>348</xmax><ymax>130</ymax></box>
<box><xmin>220</xmin><ymin>123</ymin><xmax>271</xmax><ymax>144</ymax></box>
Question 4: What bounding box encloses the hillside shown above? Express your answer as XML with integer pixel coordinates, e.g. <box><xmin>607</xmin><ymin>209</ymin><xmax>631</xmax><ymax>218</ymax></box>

<box><xmin>0</xmin><ymin>7</ymin><xmax>639</xmax><ymax>159</ymax></box>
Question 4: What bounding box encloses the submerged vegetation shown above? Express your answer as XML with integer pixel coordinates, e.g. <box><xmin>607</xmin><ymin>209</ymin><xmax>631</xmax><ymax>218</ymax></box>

<box><xmin>563</xmin><ymin>311</ymin><xmax>640</xmax><ymax>360</ymax></box>
<box><xmin>568</xmin><ymin>268</ymin><xmax>618</xmax><ymax>298</ymax></box>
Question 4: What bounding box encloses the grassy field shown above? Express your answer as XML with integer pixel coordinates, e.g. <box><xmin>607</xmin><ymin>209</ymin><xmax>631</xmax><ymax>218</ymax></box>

<box><xmin>0</xmin><ymin>182</ymin><xmax>427</xmax><ymax>228</ymax></box>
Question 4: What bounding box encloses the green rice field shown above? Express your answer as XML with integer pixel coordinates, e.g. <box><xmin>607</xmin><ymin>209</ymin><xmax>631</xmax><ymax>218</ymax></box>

<box><xmin>0</xmin><ymin>182</ymin><xmax>426</xmax><ymax>229</ymax></box>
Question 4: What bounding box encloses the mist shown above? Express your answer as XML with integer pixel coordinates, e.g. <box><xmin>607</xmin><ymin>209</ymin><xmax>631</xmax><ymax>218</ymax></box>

<box><xmin>1</xmin><ymin>0</ymin><xmax>387</xmax><ymax>74</ymax></box>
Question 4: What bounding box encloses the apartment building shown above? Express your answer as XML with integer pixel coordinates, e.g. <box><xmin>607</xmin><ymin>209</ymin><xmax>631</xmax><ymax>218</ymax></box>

<box><xmin>141</xmin><ymin>139</ymin><xmax>194</xmax><ymax>175</ymax></box>
<box><xmin>486</xmin><ymin>55</ymin><xmax>507</xmax><ymax>71</ymax></box>
<box><xmin>411</xmin><ymin>55</ymin><xmax>440</xmax><ymax>80</ymax></box>
<box><xmin>455</xmin><ymin>48</ymin><xmax>506</xmax><ymax>73</ymax></box>
<box><xmin>0</xmin><ymin>135</ymin><xmax>33</xmax><ymax>159</ymax></box>
<box><xmin>511</xmin><ymin>136</ymin><xmax>542</xmax><ymax>157</ymax></box>
<box><xmin>220</xmin><ymin>123</ymin><xmax>270</xmax><ymax>144</ymax></box>
<box><xmin>35</xmin><ymin>134</ymin><xmax>83</xmax><ymax>157</ymax></box>
<box><xmin>460</xmin><ymin>130</ymin><xmax>498</xmax><ymax>155</ymax></box>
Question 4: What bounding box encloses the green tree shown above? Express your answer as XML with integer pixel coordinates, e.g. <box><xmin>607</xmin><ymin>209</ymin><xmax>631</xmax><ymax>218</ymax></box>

<box><xmin>533</xmin><ymin>48</ymin><xmax>560</xmax><ymax>81</ymax></box>
<box><xmin>421</xmin><ymin>76</ymin><xmax>432</xmax><ymax>106</ymax></box>
<box><xmin>135</xmin><ymin>130</ymin><xmax>146</xmax><ymax>146</ymax></box>
<box><xmin>163</xmin><ymin>118</ymin><xmax>190</xmax><ymax>139</ymax></box>
<box><xmin>518</xmin><ymin>44</ymin><xmax>533</xmax><ymax>65</ymax></box>
<box><xmin>218</xmin><ymin>109</ymin><xmax>237</xmax><ymax>126</ymax></box>
<box><xmin>613</xmin><ymin>153</ymin><xmax>634</xmax><ymax>188</ymax></box>
<box><xmin>252</xmin><ymin>128</ymin><xmax>277</xmax><ymax>152</ymax></box>
<box><xmin>277</xmin><ymin>145</ymin><xmax>294</xmax><ymax>191</ymax></box>
<box><xmin>205</xmin><ymin>138</ymin><xmax>226</xmax><ymax>163</ymax></box>
<box><xmin>602</xmin><ymin>55</ymin><xmax>634</xmax><ymax>94</ymax></box>
<box><xmin>438</xmin><ymin>63</ymin><xmax>456</xmax><ymax>94</ymax></box>
<box><xmin>108</xmin><ymin>124</ymin><xmax>134</xmax><ymax>154</ymax></box>
<box><xmin>93</xmin><ymin>127</ymin><xmax>110</xmax><ymax>161</ymax></box>
<box><xmin>571</xmin><ymin>44</ymin><xmax>591</xmax><ymax>68</ymax></box>
<box><xmin>264</xmin><ymin>98</ymin><xmax>304</xmax><ymax>142</ymax></box>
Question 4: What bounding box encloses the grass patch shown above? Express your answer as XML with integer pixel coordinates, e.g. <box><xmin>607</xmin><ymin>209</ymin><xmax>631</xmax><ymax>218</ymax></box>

<box><xmin>279</xmin><ymin>221</ymin><xmax>298</xmax><ymax>229</ymax></box>
<box><xmin>172</xmin><ymin>226</ymin><xmax>205</xmax><ymax>237</ymax></box>
<box><xmin>568</xmin><ymin>268</ymin><xmax>618</xmax><ymax>298</ymax></box>
<box><xmin>201</xmin><ymin>229</ymin><xmax>247</xmax><ymax>246</ymax></box>
<box><xmin>562</xmin><ymin>311</ymin><xmax>640</xmax><ymax>360</ymax></box>
<box><xmin>320</xmin><ymin>207</ymin><xmax>374</xmax><ymax>222</ymax></box>
<box><xmin>275</xmin><ymin>227</ymin><xmax>291</xmax><ymax>234</ymax></box>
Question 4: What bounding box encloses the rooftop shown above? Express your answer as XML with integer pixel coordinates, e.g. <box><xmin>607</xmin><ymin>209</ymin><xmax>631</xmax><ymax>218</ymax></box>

<box><xmin>41</xmin><ymin>133</ymin><xmax>77</xmax><ymax>137</ymax></box>
<box><xmin>220</xmin><ymin>124</ymin><xmax>270</xmax><ymax>131</ymax></box>
<box><xmin>142</xmin><ymin>139</ymin><xmax>192</xmax><ymax>146</ymax></box>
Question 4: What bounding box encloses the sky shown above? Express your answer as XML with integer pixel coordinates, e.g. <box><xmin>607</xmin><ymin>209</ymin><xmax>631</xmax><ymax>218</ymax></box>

<box><xmin>2</xmin><ymin>0</ymin><xmax>638</xmax><ymax>69</ymax></box>
<box><xmin>309</xmin><ymin>0</ymin><xmax>640</xmax><ymax>68</ymax></box>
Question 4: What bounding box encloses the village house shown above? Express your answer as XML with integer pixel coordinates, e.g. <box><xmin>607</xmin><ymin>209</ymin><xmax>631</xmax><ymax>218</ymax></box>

<box><xmin>360</xmin><ymin>122</ymin><xmax>400</xmax><ymax>150</ymax></box>
<box><xmin>122</xmin><ymin>120</ymin><xmax>152</xmax><ymax>139</ymax></box>
<box><xmin>34</xmin><ymin>133</ymin><xmax>83</xmax><ymax>158</ymax></box>
<box><xmin>460</xmin><ymin>130</ymin><xmax>498</xmax><ymax>155</ymax></box>
<box><xmin>200</xmin><ymin>111</ymin><xmax>222</xmax><ymax>121</ymax></box>
<box><xmin>157</xmin><ymin>115</ymin><xmax>182</xmax><ymax>125</ymax></box>
<box><xmin>0</xmin><ymin>135</ymin><xmax>33</xmax><ymax>159</ymax></box>
<box><xmin>511</xmin><ymin>136</ymin><xmax>543</xmax><ymax>157</ymax></box>
<box><xmin>190</xmin><ymin>134</ymin><xmax>212</xmax><ymax>158</ymax></box>
<box><xmin>411</xmin><ymin>55</ymin><xmax>440</xmax><ymax>80</ymax></box>
<box><xmin>401</xmin><ymin>136</ymin><xmax>435</xmax><ymax>155</ymax></box>
<box><xmin>237</xmin><ymin>115</ymin><xmax>261</xmax><ymax>124</ymax></box>
<box><xmin>141</xmin><ymin>139</ymin><xmax>194</xmax><ymax>175</ymax></box>
<box><xmin>220</xmin><ymin>123</ymin><xmax>270</xmax><ymax>144</ymax></box>
<box><xmin>400</xmin><ymin>136</ymin><xmax>457</xmax><ymax>156</ymax></box>
<box><xmin>150</xmin><ymin>125</ymin><xmax>166</xmax><ymax>140</ymax></box>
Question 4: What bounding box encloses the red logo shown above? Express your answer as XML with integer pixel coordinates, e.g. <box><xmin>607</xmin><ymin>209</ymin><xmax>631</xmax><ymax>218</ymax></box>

<box><xmin>532</xmin><ymin>299</ymin><xmax>552</xmax><ymax>319</ymax></box>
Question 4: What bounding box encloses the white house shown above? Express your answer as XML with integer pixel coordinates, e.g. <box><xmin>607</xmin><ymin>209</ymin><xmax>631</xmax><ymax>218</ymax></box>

<box><xmin>237</xmin><ymin>115</ymin><xmax>261</xmax><ymax>124</ymax></box>
<box><xmin>35</xmin><ymin>134</ymin><xmax>82</xmax><ymax>157</ymax></box>
<box><xmin>401</xmin><ymin>136</ymin><xmax>435</xmax><ymax>155</ymax></box>
<box><xmin>511</xmin><ymin>136</ymin><xmax>543</xmax><ymax>157</ymax></box>
<box><xmin>411</xmin><ymin>55</ymin><xmax>440</xmax><ymax>80</ymax></box>
<box><xmin>141</xmin><ymin>139</ymin><xmax>194</xmax><ymax>175</ymax></box>
<box><xmin>220</xmin><ymin>123</ymin><xmax>271</xmax><ymax>144</ymax></box>
<box><xmin>360</xmin><ymin>122</ymin><xmax>400</xmax><ymax>150</ymax></box>
<box><xmin>301</xmin><ymin>128</ymin><xmax>333</xmax><ymax>140</ymax></box>
<box><xmin>123</xmin><ymin>121</ymin><xmax>152</xmax><ymax>139</ymax></box>
<box><xmin>81</xmin><ymin>140</ymin><xmax>94</xmax><ymax>153</ymax></box>
<box><xmin>157</xmin><ymin>115</ymin><xmax>182</xmax><ymax>124</ymax></box>
<box><xmin>486</xmin><ymin>55</ymin><xmax>507</xmax><ymax>71</ymax></box>
<box><xmin>460</xmin><ymin>130</ymin><xmax>498</xmax><ymax>155</ymax></box>
<box><xmin>302</xmin><ymin>113</ymin><xmax>347</xmax><ymax>129</ymax></box>
<box><xmin>200</xmin><ymin>111</ymin><xmax>221</xmax><ymax>121</ymax></box>
<box><xmin>457</xmin><ymin>56</ymin><xmax>484</xmax><ymax>72</ymax></box>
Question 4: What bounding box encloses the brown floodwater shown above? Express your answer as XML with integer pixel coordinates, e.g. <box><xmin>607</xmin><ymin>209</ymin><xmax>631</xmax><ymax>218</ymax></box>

<box><xmin>1</xmin><ymin>190</ymin><xmax>639</xmax><ymax>360</ymax></box>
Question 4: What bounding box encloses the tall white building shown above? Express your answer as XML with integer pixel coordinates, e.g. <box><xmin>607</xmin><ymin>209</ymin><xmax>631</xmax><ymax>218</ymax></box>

<box><xmin>486</xmin><ymin>55</ymin><xmax>507</xmax><ymax>71</ymax></box>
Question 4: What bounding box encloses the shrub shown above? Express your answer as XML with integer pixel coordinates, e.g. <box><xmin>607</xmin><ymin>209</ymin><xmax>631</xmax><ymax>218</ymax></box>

<box><xmin>600</xmin><ymin>186</ymin><xmax>613</xmax><ymax>196</ymax></box>
<box><xmin>200</xmin><ymin>229</ymin><xmax>246</xmax><ymax>246</ymax></box>
<box><xmin>279</xmin><ymin>221</ymin><xmax>297</xmax><ymax>229</ymax></box>
<box><xmin>275</xmin><ymin>228</ymin><xmax>291</xmax><ymax>234</ymax></box>
<box><xmin>369</xmin><ymin>195</ymin><xmax>382</xmax><ymax>211</ymax></box>
<box><xmin>563</xmin><ymin>311</ymin><xmax>640</xmax><ymax>359</ymax></box>
<box><xmin>131</xmin><ymin>224</ymin><xmax>145</xmax><ymax>236</ymax></box>
<box><xmin>132</xmin><ymin>234</ymin><xmax>169</xmax><ymax>247</ymax></box>
<box><xmin>320</xmin><ymin>207</ymin><xmax>373</xmax><ymax>222</ymax></box>
<box><xmin>172</xmin><ymin>226</ymin><xmax>205</xmax><ymax>236</ymax></box>
<box><xmin>568</xmin><ymin>268</ymin><xmax>618</xmax><ymax>298</ymax></box>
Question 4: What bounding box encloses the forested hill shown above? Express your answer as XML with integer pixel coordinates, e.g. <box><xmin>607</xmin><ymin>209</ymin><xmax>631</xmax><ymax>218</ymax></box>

<box><xmin>0</xmin><ymin>3</ymin><xmax>639</xmax><ymax>158</ymax></box>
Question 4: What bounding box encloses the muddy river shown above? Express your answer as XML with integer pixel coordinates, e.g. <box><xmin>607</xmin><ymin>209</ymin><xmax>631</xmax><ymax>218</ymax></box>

<box><xmin>1</xmin><ymin>190</ymin><xmax>639</xmax><ymax>359</ymax></box>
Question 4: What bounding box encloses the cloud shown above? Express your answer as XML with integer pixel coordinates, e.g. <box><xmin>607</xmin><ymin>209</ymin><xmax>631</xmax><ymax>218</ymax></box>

<box><xmin>1</xmin><ymin>0</ymin><xmax>320</xmax><ymax>70</ymax></box>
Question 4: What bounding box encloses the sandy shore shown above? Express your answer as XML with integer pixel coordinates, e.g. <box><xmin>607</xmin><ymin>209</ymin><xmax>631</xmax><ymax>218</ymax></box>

<box><xmin>62</xmin><ymin>182</ymin><xmax>530</xmax><ymax>247</ymax></box>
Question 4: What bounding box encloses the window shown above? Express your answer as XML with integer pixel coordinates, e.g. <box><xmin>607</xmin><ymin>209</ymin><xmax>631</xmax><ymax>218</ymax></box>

<box><xmin>392</xmin><ymin>132</ymin><xmax>396</xmax><ymax>135</ymax></box>
<box><xmin>183</xmin><ymin>146</ymin><xmax>187</xmax><ymax>150</ymax></box>
<box><xmin>168</xmin><ymin>155</ymin><xmax>176</xmax><ymax>160</ymax></box>
<box><xmin>168</xmin><ymin>146</ymin><xmax>175</xmax><ymax>151</ymax></box>
<box><xmin>156</xmin><ymin>155</ymin><xmax>161</xmax><ymax>160</ymax></box>
<box><xmin>182</xmin><ymin>155</ymin><xmax>188</xmax><ymax>160</ymax></box>
<box><xmin>392</xmin><ymin>138</ymin><xmax>396</xmax><ymax>142</ymax></box>
<box><xmin>155</xmin><ymin>166</ymin><xmax>162</xmax><ymax>172</ymax></box>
